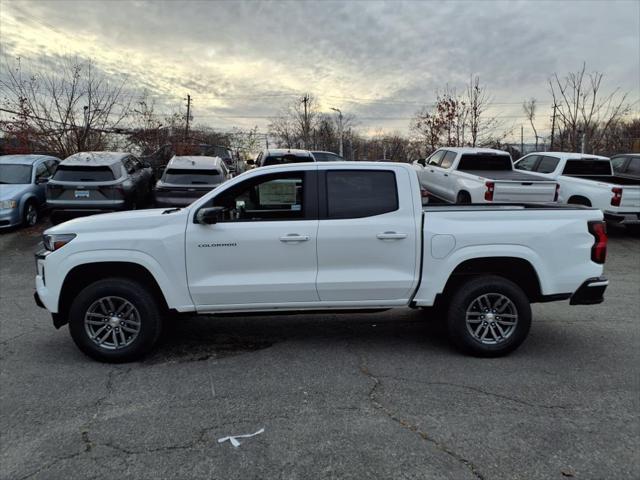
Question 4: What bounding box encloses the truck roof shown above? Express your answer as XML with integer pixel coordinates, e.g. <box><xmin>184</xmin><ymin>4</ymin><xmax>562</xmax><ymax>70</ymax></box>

<box><xmin>440</xmin><ymin>147</ymin><xmax>510</xmax><ymax>156</ymax></box>
<box><xmin>535</xmin><ymin>152</ymin><xmax>609</xmax><ymax>161</ymax></box>
<box><xmin>0</xmin><ymin>154</ymin><xmax>58</xmax><ymax>165</ymax></box>
<box><xmin>264</xmin><ymin>148</ymin><xmax>313</xmax><ymax>157</ymax></box>
<box><xmin>62</xmin><ymin>152</ymin><xmax>131</xmax><ymax>166</ymax></box>
<box><xmin>166</xmin><ymin>156</ymin><xmax>224</xmax><ymax>170</ymax></box>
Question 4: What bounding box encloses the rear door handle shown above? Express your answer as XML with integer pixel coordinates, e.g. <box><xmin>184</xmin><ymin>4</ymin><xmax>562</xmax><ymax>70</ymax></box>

<box><xmin>377</xmin><ymin>232</ymin><xmax>408</xmax><ymax>240</ymax></box>
<box><xmin>443</xmin><ymin>173</ymin><xmax>449</xmax><ymax>177</ymax></box>
<box><xmin>429</xmin><ymin>169</ymin><xmax>435</xmax><ymax>173</ymax></box>
<box><xmin>280</xmin><ymin>234</ymin><xmax>310</xmax><ymax>242</ymax></box>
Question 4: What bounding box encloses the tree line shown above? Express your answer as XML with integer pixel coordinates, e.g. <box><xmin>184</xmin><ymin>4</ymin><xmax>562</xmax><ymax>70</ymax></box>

<box><xmin>1</xmin><ymin>56</ymin><xmax>637</xmax><ymax>163</ymax></box>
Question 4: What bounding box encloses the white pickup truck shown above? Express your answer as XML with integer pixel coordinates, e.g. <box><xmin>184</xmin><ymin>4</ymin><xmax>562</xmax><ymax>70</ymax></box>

<box><xmin>514</xmin><ymin>152</ymin><xmax>640</xmax><ymax>230</ymax></box>
<box><xmin>413</xmin><ymin>147</ymin><xmax>558</xmax><ymax>204</ymax></box>
<box><xmin>34</xmin><ymin>162</ymin><xmax>609</xmax><ymax>362</ymax></box>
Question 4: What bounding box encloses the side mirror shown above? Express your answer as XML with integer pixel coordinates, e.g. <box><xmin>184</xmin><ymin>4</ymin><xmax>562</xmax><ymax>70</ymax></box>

<box><xmin>246</xmin><ymin>159</ymin><xmax>255</xmax><ymax>165</ymax></box>
<box><xmin>36</xmin><ymin>177</ymin><xmax>49</xmax><ymax>184</ymax></box>
<box><xmin>195</xmin><ymin>206</ymin><xmax>226</xmax><ymax>224</ymax></box>
<box><xmin>417</xmin><ymin>159</ymin><xmax>426</xmax><ymax>167</ymax></box>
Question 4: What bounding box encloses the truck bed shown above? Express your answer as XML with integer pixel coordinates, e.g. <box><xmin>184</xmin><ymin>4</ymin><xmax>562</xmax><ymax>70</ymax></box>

<box><xmin>569</xmin><ymin>175</ymin><xmax>640</xmax><ymax>186</ymax></box>
<box><xmin>463</xmin><ymin>170</ymin><xmax>552</xmax><ymax>182</ymax></box>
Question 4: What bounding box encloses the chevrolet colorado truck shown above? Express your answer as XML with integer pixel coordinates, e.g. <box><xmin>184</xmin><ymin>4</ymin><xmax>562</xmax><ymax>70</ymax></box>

<box><xmin>413</xmin><ymin>147</ymin><xmax>559</xmax><ymax>204</ymax></box>
<box><xmin>34</xmin><ymin>162</ymin><xmax>609</xmax><ymax>362</ymax></box>
<box><xmin>514</xmin><ymin>152</ymin><xmax>640</xmax><ymax>229</ymax></box>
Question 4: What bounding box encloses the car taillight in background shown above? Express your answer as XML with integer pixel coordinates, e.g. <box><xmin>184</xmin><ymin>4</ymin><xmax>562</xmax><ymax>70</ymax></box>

<box><xmin>554</xmin><ymin>184</ymin><xmax>560</xmax><ymax>202</ymax></box>
<box><xmin>611</xmin><ymin>187</ymin><xmax>623</xmax><ymax>206</ymax></box>
<box><xmin>484</xmin><ymin>181</ymin><xmax>494</xmax><ymax>201</ymax></box>
<box><xmin>588</xmin><ymin>221</ymin><xmax>607</xmax><ymax>264</ymax></box>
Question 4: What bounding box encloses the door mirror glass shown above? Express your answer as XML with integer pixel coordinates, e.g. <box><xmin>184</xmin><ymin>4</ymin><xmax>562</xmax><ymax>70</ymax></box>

<box><xmin>195</xmin><ymin>206</ymin><xmax>226</xmax><ymax>224</ymax></box>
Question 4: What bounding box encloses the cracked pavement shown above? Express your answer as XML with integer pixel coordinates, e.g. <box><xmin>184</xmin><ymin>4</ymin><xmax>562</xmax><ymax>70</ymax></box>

<box><xmin>1</xmin><ymin>221</ymin><xmax>639</xmax><ymax>479</ymax></box>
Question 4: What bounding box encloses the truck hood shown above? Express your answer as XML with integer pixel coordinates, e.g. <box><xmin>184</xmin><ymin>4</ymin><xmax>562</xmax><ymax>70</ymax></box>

<box><xmin>45</xmin><ymin>207</ymin><xmax>190</xmax><ymax>235</ymax></box>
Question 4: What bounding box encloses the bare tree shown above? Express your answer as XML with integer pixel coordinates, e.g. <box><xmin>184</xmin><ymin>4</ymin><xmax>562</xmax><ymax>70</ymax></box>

<box><xmin>465</xmin><ymin>75</ymin><xmax>497</xmax><ymax>147</ymax></box>
<box><xmin>549</xmin><ymin>63</ymin><xmax>630</xmax><ymax>153</ymax></box>
<box><xmin>522</xmin><ymin>98</ymin><xmax>539</xmax><ymax>149</ymax></box>
<box><xmin>1</xmin><ymin>56</ymin><xmax>133</xmax><ymax>157</ymax></box>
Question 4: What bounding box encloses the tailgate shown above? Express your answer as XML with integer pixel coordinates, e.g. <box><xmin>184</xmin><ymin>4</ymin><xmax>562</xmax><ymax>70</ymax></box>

<box><xmin>620</xmin><ymin>185</ymin><xmax>640</xmax><ymax>209</ymax></box>
<box><xmin>492</xmin><ymin>181</ymin><xmax>557</xmax><ymax>203</ymax></box>
<box><xmin>48</xmin><ymin>181</ymin><xmax>116</xmax><ymax>202</ymax></box>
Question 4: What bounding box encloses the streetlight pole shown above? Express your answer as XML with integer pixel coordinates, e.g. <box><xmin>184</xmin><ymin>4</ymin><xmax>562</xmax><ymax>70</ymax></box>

<box><xmin>331</xmin><ymin>107</ymin><xmax>344</xmax><ymax>157</ymax></box>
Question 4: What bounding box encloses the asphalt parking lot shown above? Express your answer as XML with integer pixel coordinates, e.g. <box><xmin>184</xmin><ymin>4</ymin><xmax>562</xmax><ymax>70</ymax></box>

<box><xmin>0</xmin><ymin>219</ymin><xmax>638</xmax><ymax>480</ymax></box>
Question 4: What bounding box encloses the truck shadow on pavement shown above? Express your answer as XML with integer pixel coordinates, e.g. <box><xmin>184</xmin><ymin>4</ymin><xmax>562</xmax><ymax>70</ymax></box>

<box><xmin>143</xmin><ymin>309</ymin><xmax>449</xmax><ymax>364</ymax></box>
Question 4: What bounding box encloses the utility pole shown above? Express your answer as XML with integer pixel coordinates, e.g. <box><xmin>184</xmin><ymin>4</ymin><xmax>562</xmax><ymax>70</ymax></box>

<box><xmin>550</xmin><ymin>103</ymin><xmax>557</xmax><ymax>151</ymax></box>
<box><xmin>581</xmin><ymin>131</ymin><xmax>586</xmax><ymax>154</ymax></box>
<box><xmin>520</xmin><ymin>125</ymin><xmax>524</xmax><ymax>156</ymax></box>
<box><xmin>184</xmin><ymin>94</ymin><xmax>191</xmax><ymax>142</ymax></box>
<box><xmin>301</xmin><ymin>95</ymin><xmax>309</xmax><ymax>149</ymax></box>
<box><xmin>331</xmin><ymin>107</ymin><xmax>343</xmax><ymax>157</ymax></box>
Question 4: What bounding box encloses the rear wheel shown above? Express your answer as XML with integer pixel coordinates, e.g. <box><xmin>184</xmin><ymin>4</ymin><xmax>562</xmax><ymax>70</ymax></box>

<box><xmin>23</xmin><ymin>201</ymin><xmax>38</xmax><ymax>226</ymax></box>
<box><xmin>446</xmin><ymin>275</ymin><xmax>531</xmax><ymax>357</ymax></box>
<box><xmin>456</xmin><ymin>192</ymin><xmax>471</xmax><ymax>204</ymax></box>
<box><xmin>68</xmin><ymin>278</ymin><xmax>163</xmax><ymax>362</ymax></box>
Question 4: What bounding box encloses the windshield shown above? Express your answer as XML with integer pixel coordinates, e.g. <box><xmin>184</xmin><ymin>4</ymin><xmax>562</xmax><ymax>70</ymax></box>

<box><xmin>263</xmin><ymin>155</ymin><xmax>314</xmax><ymax>166</ymax></box>
<box><xmin>457</xmin><ymin>154</ymin><xmax>513</xmax><ymax>171</ymax></box>
<box><xmin>163</xmin><ymin>168</ymin><xmax>223</xmax><ymax>184</ymax></box>
<box><xmin>53</xmin><ymin>165</ymin><xmax>116</xmax><ymax>182</ymax></box>
<box><xmin>0</xmin><ymin>164</ymin><xmax>32</xmax><ymax>184</ymax></box>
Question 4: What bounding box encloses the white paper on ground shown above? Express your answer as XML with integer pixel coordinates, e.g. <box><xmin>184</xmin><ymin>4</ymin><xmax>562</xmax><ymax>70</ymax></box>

<box><xmin>217</xmin><ymin>428</ymin><xmax>265</xmax><ymax>447</ymax></box>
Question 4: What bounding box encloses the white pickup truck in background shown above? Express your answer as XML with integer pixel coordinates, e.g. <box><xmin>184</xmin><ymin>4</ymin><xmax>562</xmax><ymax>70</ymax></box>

<box><xmin>34</xmin><ymin>162</ymin><xmax>608</xmax><ymax>362</ymax></box>
<box><xmin>514</xmin><ymin>152</ymin><xmax>640</xmax><ymax>230</ymax></box>
<box><xmin>413</xmin><ymin>147</ymin><xmax>558</xmax><ymax>204</ymax></box>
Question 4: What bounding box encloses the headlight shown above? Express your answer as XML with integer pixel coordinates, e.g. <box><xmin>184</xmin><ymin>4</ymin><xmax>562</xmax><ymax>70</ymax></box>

<box><xmin>43</xmin><ymin>233</ymin><xmax>76</xmax><ymax>251</ymax></box>
<box><xmin>0</xmin><ymin>200</ymin><xmax>17</xmax><ymax>209</ymax></box>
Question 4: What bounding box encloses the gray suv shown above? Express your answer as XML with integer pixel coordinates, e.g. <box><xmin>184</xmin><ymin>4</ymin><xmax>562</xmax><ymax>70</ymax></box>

<box><xmin>0</xmin><ymin>154</ymin><xmax>61</xmax><ymax>228</ymax></box>
<box><xmin>47</xmin><ymin>152</ymin><xmax>154</xmax><ymax>224</ymax></box>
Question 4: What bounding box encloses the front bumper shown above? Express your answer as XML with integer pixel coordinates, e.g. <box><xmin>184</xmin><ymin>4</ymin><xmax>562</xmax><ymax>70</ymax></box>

<box><xmin>0</xmin><ymin>208</ymin><xmax>21</xmax><ymax>228</ymax></box>
<box><xmin>603</xmin><ymin>211</ymin><xmax>640</xmax><ymax>226</ymax></box>
<box><xmin>570</xmin><ymin>276</ymin><xmax>608</xmax><ymax>305</ymax></box>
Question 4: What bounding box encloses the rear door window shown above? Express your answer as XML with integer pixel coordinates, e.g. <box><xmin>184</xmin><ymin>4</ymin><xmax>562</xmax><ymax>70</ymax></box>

<box><xmin>53</xmin><ymin>166</ymin><xmax>115</xmax><ymax>182</ymax></box>
<box><xmin>536</xmin><ymin>156</ymin><xmax>560</xmax><ymax>174</ymax></box>
<box><xmin>326</xmin><ymin>170</ymin><xmax>398</xmax><ymax>219</ymax></box>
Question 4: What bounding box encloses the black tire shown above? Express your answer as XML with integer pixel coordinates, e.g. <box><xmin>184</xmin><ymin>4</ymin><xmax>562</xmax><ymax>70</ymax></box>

<box><xmin>456</xmin><ymin>192</ymin><xmax>471</xmax><ymax>204</ymax></box>
<box><xmin>446</xmin><ymin>275</ymin><xmax>531</xmax><ymax>357</ymax></box>
<box><xmin>68</xmin><ymin>278</ymin><xmax>163</xmax><ymax>363</ymax></box>
<box><xmin>23</xmin><ymin>200</ymin><xmax>39</xmax><ymax>227</ymax></box>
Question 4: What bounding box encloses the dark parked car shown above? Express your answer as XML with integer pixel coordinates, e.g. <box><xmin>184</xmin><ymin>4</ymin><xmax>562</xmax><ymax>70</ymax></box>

<box><xmin>611</xmin><ymin>154</ymin><xmax>640</xmax><ymax>179</ymax></box>
<box><xmin>0</xmin><ymin>154</ymin><xmax>60</xmax><ymax>228</ymax></box>
<box><xmin>47</xmin><ymin>152</ymin><xmax>154</xmax><ymax>224</ymax></box>
<box><xmin>154</xmin><ymin>156</ymin><xmax>231</xmax><ymax>208</ymax></box>
<box><xmin>255</xmin><ymin>148</ymin><xmax>315</xmax><ymax>167</ymax></box>
<box><xmin>311</xmin><ymin>150</ymin><xmax>345</xmax><ymax>161</ymax></box>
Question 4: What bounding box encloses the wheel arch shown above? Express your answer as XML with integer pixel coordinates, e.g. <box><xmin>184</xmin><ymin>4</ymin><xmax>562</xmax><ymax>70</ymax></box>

<box><xmin>440</xmin><ymin>257</ymin><xmax>543</xmax><ymax>303</ymax></box>
<box><xmin>567</xmin><ymin>195</ymin><xmax>592</xmax><ymax>207</ymax></box>
<box><xmin>58</xmin><ymin>261</ymin><xmax>171</xmax><ymax>326</ymax></box>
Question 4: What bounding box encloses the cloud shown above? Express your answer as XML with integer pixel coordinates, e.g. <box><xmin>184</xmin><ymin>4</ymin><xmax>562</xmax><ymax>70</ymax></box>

<box><xmin>1</xmin><ymin>0</ymin><xmax>638</xmax><ymax>139</ymax></box>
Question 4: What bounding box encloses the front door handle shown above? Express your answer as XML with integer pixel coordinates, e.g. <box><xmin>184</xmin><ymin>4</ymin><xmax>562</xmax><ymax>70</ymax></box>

<box><xmin>377</xmin><ymin>232</ymin><xmax>408</xmax><ymax>240</ymax></box>
<box><xmin>429</xmin><ymin>169</ymin><xmax>435</xmax><ymax>173</ymax></box>
<box><xmin>443</xmin><ymin>173</ymin><xmax>449</xmax><ymax>177</ymax></box>
<box><xmin>280</xmin><ymin>234</ymin><xmax>310</xmax><ymax>243</ymax></box>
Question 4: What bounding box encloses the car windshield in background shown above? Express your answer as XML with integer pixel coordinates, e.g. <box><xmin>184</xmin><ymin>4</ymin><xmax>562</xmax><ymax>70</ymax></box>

<box><xmin>263</xmin><ymin>155</ymin><xmax>314</xmax><ymax>166</ymax></box>
<box><xmin>625</xmin><ymin>158</ymin><xmax>640</xmax><ymax>175</ymax></box>
<box><xmin>53</xmin><ymin>165</ymin><xmax>116</xmax><ymax>182</ymax></box>
<box><xmin>0</xmin><ymin>164</ymin><xmax>32</xmax><ymax>184</ymax></box>
<box><xmin>163</xmin><ymin>168</ymin><xmax>223</xmax><ymax>184</ymax></box>
<box><xmin>563</xmin><ymin>160</ymin><xmax>612</xmax><ymax>176</ymax></box>
<box><xmin>457</xmin><ymin>154</ymin><xmax>512</xmax><ymax>171</ymax></box>
<box><xmin>313</xmin><ymin>152</ymin><xmax>343</xmax><ymax>161</ymax></box>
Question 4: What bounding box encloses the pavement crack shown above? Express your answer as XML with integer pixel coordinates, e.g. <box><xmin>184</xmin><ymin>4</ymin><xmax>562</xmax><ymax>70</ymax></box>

<box><xmin>16</xmin><ymin>451</ymin><xmax>83</xmax><ymax>480</ymax></box>
<box><xmin>358</xmin><ymin>356</ymin><xmax>485</xmax><ymax>480</ymax></box>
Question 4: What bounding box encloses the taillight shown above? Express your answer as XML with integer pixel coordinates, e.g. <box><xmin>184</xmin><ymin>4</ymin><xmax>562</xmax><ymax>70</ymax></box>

<box><xmin>554</xmin><ymin>184</ymin><xmax>560</xmax><ymax>202</ymax></box>
<box><xmin>484</xmin><ymin>181</ymin><xmax>494</xmax><ymax>201</ymax></box>
<box><xmin>611</xmin><ymin>187</ymin><xmax>622</xmax><ymax>206</ymax></box>
<box><xmin>588</xmin><ymin>221</ymin><xmax>607</xmax><ymax>264</ymax></box>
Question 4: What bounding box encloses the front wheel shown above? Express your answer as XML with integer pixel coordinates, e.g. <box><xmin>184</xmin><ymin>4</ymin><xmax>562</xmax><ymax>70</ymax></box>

<box><xmin>446</xmin><ymin>275</ymin><xmax>531</xmax><ymax>357</ymax></box>
<box><xmin>23</xmin><ymin>201</ymin><xmax>39</xmax><ymax>227</ymax></box>
<box><xmin>68</xmin><ymin>278</ymin><xmax>163</xmax><ymax>362</ymax></box>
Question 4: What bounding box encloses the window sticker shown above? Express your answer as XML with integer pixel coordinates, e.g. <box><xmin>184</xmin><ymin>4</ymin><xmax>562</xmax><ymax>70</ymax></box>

<box><xmin>258</xmin><ymin>180</ymin><xmax>298</xmax><ymax>205</ymax></box>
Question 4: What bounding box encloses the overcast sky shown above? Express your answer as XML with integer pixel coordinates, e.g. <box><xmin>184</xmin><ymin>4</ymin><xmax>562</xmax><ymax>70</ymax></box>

<box><xmin>1</xmin><ymin>0</ymin><xmax>638</xmax><ymax>141</ymax></box>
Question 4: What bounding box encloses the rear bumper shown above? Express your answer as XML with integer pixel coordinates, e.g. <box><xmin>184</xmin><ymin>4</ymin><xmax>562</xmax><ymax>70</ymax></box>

<box><xmin>603</xmin><ymin>211</ymin><xmax>640</xmax><ymax>225</ymax></box>
<box><xmin>570</xmin><ymin>276</ymin><xmax>608</xmax><ymax>305</ymax></box>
